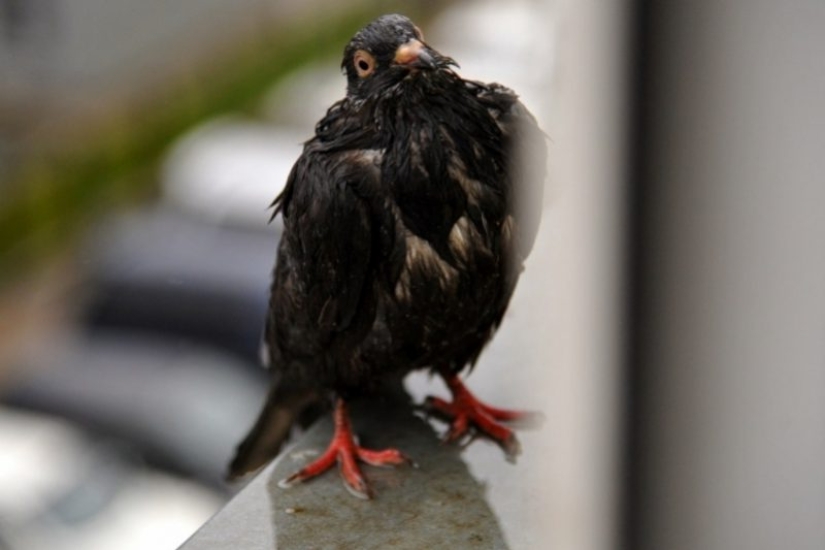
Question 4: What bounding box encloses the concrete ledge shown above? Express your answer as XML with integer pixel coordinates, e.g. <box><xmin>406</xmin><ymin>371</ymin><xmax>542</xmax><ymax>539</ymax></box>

<box><xmin>181</xmin><ymin>398</ymin><xmax>509</xmax><ymax>549</ymax></box>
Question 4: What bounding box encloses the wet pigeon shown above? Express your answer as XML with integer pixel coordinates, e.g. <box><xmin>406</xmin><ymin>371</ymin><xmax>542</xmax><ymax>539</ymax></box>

<box><xmin>228</xmin><ymin>13</ymin><xmax>547</xmax><ymax>498</ymax></box>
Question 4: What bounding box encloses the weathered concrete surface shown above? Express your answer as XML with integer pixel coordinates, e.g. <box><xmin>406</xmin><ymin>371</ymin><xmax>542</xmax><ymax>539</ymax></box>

<box><xmin>181</xmin><ymin>398</ymin><xmax>509</xmax><ymax>549</ymax></box>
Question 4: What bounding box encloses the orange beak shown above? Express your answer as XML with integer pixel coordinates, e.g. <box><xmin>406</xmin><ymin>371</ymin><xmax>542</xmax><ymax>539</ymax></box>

<box><xmin>393</xmin><ymin>39</ymin><xmax>436</xmax><ymax>69</ymax></box>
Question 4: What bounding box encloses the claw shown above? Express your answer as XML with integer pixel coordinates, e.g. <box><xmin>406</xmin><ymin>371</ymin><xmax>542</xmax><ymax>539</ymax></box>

<box><xmin>502</xmin><ymin>433</ymin><xmax>522</xmax><ymax>463</ymax></box>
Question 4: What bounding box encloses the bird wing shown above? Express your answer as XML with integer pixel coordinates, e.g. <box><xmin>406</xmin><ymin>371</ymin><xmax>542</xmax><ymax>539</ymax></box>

<box><xmin>268</xmin><ymin>143</ymin><xmax>380</xmax><ymax>357</ymax></box>
<box><xmin>228</xmin><ymin>145</ymin><xmax>380</xmax><ymax>480</ymax></box>
<box><xmin>469</xmin><ymin>80</ymin><xmax>548</xmax><ymax>261</ymax></box>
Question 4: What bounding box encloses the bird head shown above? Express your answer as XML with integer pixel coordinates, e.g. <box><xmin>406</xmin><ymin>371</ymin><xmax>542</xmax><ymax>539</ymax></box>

<box><xmin>341</xmin><ymin>14</ymin><xmax>457</xmax><ymax>100</ymax></box>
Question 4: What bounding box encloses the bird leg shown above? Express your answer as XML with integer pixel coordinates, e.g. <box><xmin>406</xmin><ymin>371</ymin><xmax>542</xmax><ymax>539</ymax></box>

<box><xmin>425</xmin><ymin>374</ymin><xmax>535</xmax><ymax>461</ymax></box>
<box><xmin>278</xmin><ymin>398</ymin><xmax>411</xmax><ymax>499</ymax></box>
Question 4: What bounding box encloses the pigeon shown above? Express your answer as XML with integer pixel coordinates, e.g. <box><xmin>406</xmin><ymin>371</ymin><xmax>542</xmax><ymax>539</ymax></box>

<box><xmin>228</xmin><ymin>13</ymin><xmax>547</xmax><ymax>498</ymax></box>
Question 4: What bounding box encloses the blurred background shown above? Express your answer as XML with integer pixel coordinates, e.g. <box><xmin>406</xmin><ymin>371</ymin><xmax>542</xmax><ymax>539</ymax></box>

<box><xmin>1</xmin><ymin>0</ymin><xmax>823</xmax><ymax>549</ymax></box>
<box><xmin>0</xmin><ymin>1</ymin><xmax>565</xmax><ymax>548</ymax></box>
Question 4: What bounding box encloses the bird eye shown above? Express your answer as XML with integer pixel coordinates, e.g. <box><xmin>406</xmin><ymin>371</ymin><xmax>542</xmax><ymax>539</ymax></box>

<box><xmin>353</xmin><ymin>50</ymin><xmax>376</xmax><ymax>78</ymax></box>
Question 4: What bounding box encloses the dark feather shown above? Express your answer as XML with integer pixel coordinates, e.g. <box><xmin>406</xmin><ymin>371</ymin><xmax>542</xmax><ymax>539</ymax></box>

<box><xmin>228</xmin><ymin>14</ymin><xmax>546</xmax><ymax>479</ymax></box>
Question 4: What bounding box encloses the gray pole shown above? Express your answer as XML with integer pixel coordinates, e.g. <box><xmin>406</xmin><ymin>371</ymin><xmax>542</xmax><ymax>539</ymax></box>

<box><xmin>627</xmin><ymin>2</ymin><xmax>825</xmax><ymax>549</ymax></box>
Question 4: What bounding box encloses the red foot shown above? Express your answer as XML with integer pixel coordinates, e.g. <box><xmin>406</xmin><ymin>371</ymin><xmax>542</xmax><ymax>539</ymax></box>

<box><xmin>425</xmin><ymin>374</ymin><xmax>537</xmax><ymax>460</ymax></box>
<box><xmin>278</xmin><ymin>399</ymin><xmax>411</xmax><ymax>499</ymax></box>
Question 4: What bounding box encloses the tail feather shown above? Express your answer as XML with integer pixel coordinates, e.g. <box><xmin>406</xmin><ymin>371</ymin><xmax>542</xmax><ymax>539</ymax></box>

<box><xmin>227</xmin><ymin>385</ymin><xmax>320</xmax><ymax>480</ymax></box>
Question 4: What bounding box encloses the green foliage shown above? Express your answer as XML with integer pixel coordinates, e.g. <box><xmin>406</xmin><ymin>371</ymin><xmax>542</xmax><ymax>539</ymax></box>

<box><xmin>0</xmin><ymin>7</ymin><xmax>391</xmax><ymax>282</ymax></box>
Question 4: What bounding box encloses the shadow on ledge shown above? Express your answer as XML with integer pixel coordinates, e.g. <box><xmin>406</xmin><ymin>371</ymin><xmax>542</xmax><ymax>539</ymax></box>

<box><xmin>181</xmin><ymin>398</ymin><xmax>509</xmax><ymax>549</ymax></box>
